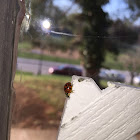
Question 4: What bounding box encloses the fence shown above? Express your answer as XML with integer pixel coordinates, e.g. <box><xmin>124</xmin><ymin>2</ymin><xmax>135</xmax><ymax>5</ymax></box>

<box><xmin>58</xmin><ymin>75</ymin><xmax>140</xmax><ymax>140</ymax></box>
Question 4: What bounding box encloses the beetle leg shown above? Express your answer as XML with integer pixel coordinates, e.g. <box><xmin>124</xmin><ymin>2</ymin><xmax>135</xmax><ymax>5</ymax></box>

<box><xmin>71</xmin><ymin>90</ymin><xmax>74</xmax><ymax>93</ymax></box>
<box><xmin>65</xmin><ymin>93</ymin><xmax>70</xmax><ymax>98</ymax></box>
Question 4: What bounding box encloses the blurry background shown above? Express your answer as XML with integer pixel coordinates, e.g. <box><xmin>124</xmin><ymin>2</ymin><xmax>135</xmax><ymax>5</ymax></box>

<box><xmin>11</xmin><ymin>0</ymin><xmax>140</xmax><ymax>139</ymax></box>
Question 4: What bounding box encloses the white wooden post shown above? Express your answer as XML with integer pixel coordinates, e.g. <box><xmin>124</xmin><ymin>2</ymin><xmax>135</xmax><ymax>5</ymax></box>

<box><xmin>57</xmin><ymin>76</ymin><xmax>140</xmax><ymax>140</ymax></box>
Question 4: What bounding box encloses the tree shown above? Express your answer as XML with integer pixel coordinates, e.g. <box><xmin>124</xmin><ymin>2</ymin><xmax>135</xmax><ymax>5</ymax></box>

<box><xmin>109</xmin><ymin>19</ymin><xmax>138</xmax><ymax>45</ymax></box>
<box><xmin>125</xmin><ymin>0</ymin><xmax>140</xmax><ymax>20</ymax></box>
<box><xmin>118</xmin><ymin>47</ymin><xmax>140</xmax><ymax>84</ymax></box>
<box><xmin>104</xmin><ymin>19</ymin><xmax>139</xmax><ymax>58</ymax></box>
<box><xmin>72</xmin><ymin>0</ymin><xmax>110</xmax><ymax>85</ymax></box>
<box><xmin>27</xmin><ymin>0</ymin><xmax>70</xmax><ymax>51</ymax></box>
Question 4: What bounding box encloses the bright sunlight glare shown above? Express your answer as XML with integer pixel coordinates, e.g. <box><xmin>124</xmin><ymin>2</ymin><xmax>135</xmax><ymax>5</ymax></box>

<box><xmin>42</xmin><ymin>19</ymin><xmax>51</xmax><ymax>29</ymax></box>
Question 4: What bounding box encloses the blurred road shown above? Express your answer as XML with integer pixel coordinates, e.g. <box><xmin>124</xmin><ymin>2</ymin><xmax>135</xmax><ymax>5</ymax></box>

<box><xmin>17</xmin><ymin>57</ymin><xmax>132</xmax><ymax>83</ymax></box>
<box><xmin>17</xmin><ymin>57</ymin><xmax>82</xmax><ymax>75</ymax></box>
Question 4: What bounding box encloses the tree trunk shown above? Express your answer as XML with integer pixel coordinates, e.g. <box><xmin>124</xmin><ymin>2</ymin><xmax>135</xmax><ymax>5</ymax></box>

<box><xmin>86</xmin><ymin>69</ymin><xmax>101</xmax><ymax>89</ymax></box>
<box><xmin>130</xmin><ymin>71</ymin><xmax>135</xmax><ymax>85</ymax></box>
<box><xmin>0</xmin><ymin>0</ymin><xmax>19</xmax><ymax>139</ymax></box>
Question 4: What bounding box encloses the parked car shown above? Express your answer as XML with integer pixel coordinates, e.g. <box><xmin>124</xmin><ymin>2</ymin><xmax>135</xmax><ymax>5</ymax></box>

<box><xmin>99</xmin><ymin>69</ymin><xmax>125</xmax><ymax>82</ymax></box>
<box><xmin>48</xmin><ymin>65</ymin><xmax>82</xmax><ymax>76</ymax></box>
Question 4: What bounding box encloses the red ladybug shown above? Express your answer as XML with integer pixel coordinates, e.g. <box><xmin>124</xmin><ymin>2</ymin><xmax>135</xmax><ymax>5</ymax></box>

<box><xmin>64</xmin><ymin>82</ymin><xmax>73</xmax><ymax>98</ymax></box>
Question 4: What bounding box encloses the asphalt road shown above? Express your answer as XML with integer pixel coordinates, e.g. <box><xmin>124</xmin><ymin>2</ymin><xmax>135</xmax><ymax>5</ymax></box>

<box><xmin>17</xmin><ymin>57</ymin><xmax>131</xmax><ymax>83</ymax></box>
<box><xmin>17</xmin><ymin>57</ymin><xmax>82</xmax><ymax>75</ymax></box>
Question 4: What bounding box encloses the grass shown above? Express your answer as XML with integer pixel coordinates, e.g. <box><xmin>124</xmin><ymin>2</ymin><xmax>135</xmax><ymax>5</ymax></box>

<box><xmin>102</xmin><ymin>52</ymin><xmax>124</xmax><ymax>70</ymax></box>
<box><xmin>18</xmin><ymin>41</ymin><xmax>80</xmax><ymax>65</ymax></box>
<box><xmin>18</xmin><ymin>50</ymin><xmax>125</xmax><ymax>68</ymax></box>
<box><xmin>15</xmin><ymin>72</ymin><xmax>71</xmax><ymax>109</ymax></box>
<box><xmin>15</xmin><ymin>72</ymin><xmax>109</xmax><ymax>109</ymax></box>
<box><xmin>16</xmin><ymin>71</ymin><xmax>140</xmax><ymax>113</ymax></box>
<box><xmin>18</xmin><ymin>42</ymin><xmax>124</xmax><ymax>69</ymax></box>
<box><xmin>18</xmin><ymin>52</ymin><xmax>80</xmax><ymax>64</ymax></box>
<box><xmin>18</xmin><ymin>42</ymin><xmax>32</xmax><ymax>50</ymax></box>
<box><xmin>18</xmin><ymin>44</ymin><xmax>124</xmax><ymax>69</ymax></box>
<box><xmin>100</xmin><ymin>79</ymin><xmax>108</xmax><ymax>88</ymax></box>
<box><xmin>15</xmin><ymin>72</ymin><xmax>71</xmax><ymax>83</ymax></box>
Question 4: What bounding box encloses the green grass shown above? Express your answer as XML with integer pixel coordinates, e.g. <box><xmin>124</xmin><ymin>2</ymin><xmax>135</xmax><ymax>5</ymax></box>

<box><xmin>18</xmin><ymin>52</ymin><xmax>80</xmax><ymax>64</ymax></box>
<box><xmin>18</xmin><ymin>42</ymin><xmax>133</xmax><ymax>75</ymax></box>
<box><xmin>18</xmin><ymin>42</ymin><xmax>32</xmax><ymax>50</ymax></box>
<box><xmin>100</xmin><ymin>79</ymin><xmax>108</xmax><ymax>88</ymax></box>
<box><xmin>18</xmin><ymin>41</ymin><xmax>80</xmax><ymax>64</ymax></box>
<box><xmin>15</xmin><ymin>72</ymin><xmax>109</xmax><ymax>109</ymax></box>
<box><xmin>17</xmin><ymin>42</ymin><xmax>124</xmax><ymax>69</ymax></box>
<box><xmin>15</xmin><ymin>72</ymin><xmax>71</xmax><ymax>83</ymax></box>
<box><xmin>15</xmin><ymin>72</ymin><xmax>71</xmax><ymax>109</ymax></box>
<box><xmin>102</xmin><ymin>52</ymin><xmax>124</xmax><ymax>70</ymax></box>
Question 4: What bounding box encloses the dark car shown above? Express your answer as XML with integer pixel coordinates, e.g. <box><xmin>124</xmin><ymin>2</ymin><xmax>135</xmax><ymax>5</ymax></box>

<box><xmin>48</xmin><ymin>65</ymin><xmax>82</xmax><ymax>76</ymax></box>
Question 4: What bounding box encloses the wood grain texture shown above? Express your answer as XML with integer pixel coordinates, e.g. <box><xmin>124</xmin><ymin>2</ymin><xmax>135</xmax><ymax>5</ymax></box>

<box><xmin>58</xmin><ymin>76</ymin><xmax>140</xmax><ymax>140</ymax></box>
<box><xmin>0</xmin><ymin>0</ymin><xmax>18</xmax><ymax>139</ymax></box>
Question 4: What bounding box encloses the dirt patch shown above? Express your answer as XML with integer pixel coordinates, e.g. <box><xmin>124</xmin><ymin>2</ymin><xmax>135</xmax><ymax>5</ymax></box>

<box><xmin>12</xmin><ymin>83</ymin><xmax>62</xmax><ymax>129</ymax></box>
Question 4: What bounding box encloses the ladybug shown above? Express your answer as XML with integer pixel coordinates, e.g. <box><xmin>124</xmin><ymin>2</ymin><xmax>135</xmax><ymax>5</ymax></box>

<box><xmin>64</xmin><ymin>82</ymin><xmax>73</xmax><ymax>98</ymax></box>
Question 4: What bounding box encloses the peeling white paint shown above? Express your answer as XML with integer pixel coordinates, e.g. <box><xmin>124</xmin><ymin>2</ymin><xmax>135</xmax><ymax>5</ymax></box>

<box><xmin>58</xmin><ymin>76</ymin><xmax>140</xmax><ymax>140</ymax></box>
<box><xmin>61</xmin><ymin>75</ymin><xmax>101</xmax><ymax>125</ymax></box>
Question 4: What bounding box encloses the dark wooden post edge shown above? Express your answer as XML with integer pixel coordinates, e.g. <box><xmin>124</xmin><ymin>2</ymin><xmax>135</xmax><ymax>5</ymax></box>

<box><xmin>0</xmin><ymin>0</ymin><xmax>24</xmax><ymax>139</ymax></box>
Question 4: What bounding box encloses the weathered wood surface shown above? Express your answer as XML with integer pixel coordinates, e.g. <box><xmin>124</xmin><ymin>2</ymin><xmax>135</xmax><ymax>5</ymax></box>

<box><xmin>0</xmin><ymin>0</ymin><xmax>19</xmax><ymax>139</ymax></box>
<box><xmin>58</xmin><ymin>76</ymin><xmax>140</xmax><ymax>140</ymax></box>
